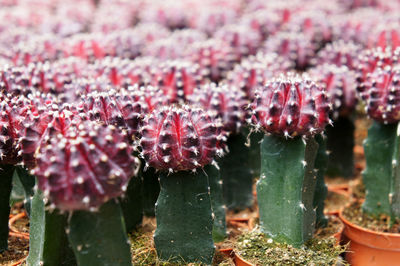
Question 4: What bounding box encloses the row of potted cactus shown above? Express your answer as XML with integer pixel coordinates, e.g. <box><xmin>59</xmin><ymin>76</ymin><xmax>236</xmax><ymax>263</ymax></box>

<box><xmin>1</xmin><ymin>0</ymin><xmax>400</xmax><ymax>265</ymax></box>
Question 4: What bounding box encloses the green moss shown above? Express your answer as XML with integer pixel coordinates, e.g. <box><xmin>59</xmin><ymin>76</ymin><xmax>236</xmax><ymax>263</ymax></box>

<box><xmin>235</xmin><ymin>229</ymin><xmax>348</xmax><ymax>266</ymax></box>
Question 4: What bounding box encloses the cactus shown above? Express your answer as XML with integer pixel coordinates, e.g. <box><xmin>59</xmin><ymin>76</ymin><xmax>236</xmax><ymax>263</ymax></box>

<box><xmin>141</xmin><ymin>166</ymin><xmax>159</xmax><ymax>217</ymax></box>
<box><xmin>155</xmin><ymin>170</ymin><xmax>214</xmax><ymax>264</ymax></box>
<box><xmin>27</xmin><ymin>190</ymin><xmax>76</xmax><ymax>266</ymax></box>
<box><xmin>220</xmin><ymin>133</ymin><xmax>254</xmax><ymax>210</ymax></box>
<box><xmin>30</xmin><ymin>121</ymin><xmax>139</xmax><ymax>265</ymax></box>
<box><xmin>313</xmin><ymin>134</ymin><xmax>329</xmax><ymax>228</ymax></box>
<box><xmin>0</xmin><ymin>164</ymin><xmax>14</xmax><ymax>252</ymax></box>
<box><xmin>358</xmin><ymin>65</ymin><xmax>400</xmax><ymax>219</ymax></box>
<box><xmin>140</xmin><ymin>106</ymin><xmax>223</xmax><ymax>264</ymax></box>
<box><xmin>250</xmin><ymin>74</ymin><xmax>331</xmax><ymax>246</ymax></box>
<box><xmin>310</xmin><ymin>64</ymin><xmax>358</xmax><ymax>178</ymax></box>
<box><xmin>205</xmin><ymin>164</ymin><xmax>227</xmax><ymax>242</ymax></box>
<box><xmin>67</xmin><ymin>199</ymin><xmax>132</xmax><ymax>266</ymax></box>
<box><xmin>120</xmin><ymin>175</ymin><xmax>143</xmax><ymax>232</ymax></box>
<box><xmin>187</xmin><ymin>84</ymin><xmax>252</xmax><ymax>210</ymax></box>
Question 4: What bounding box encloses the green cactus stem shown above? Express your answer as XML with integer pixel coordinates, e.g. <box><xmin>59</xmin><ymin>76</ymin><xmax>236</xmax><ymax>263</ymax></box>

<box><xmin>141</xmin><ymin>166</ymin><xmax>160</xmax><ymax>217</ymax></box>
<box><xmin>120</xmin><ymin>176</ymin><xmax>143</xmax><ymax>232</ymax></box>
<box><xmin>313</xmin><ymin>135</ymin><xmax>329</xmax><ymax>228</ymax></box>
<box><xmin>326</xmin><ymin>116</ymin><xmax>355</xmax><ymax>178</ymax></box>
<box><xmin>242</xmin><ymin>127</ymin><xmax>263</xmax><ymax>179</ymax></box>
<box><xmin>27</xmin><ymin>190</ymin><xmax>75</xmax><ymax>266</ymax></box>
<box><xmin>205</xmin><ymin>164</ymin><xmax>227</xmax><ymax>242</ymax></box>
<box><xmin>257</xmin><ymin>135</ymin><xmax>318</xmax><ymax>247</ymax></box>
<box><xmin>391</xmin><ymin>126</ymin><xmax>400</xmax><ymax>219</ymax></box>
<box><xmin>15</xmin><ymin>166</ymin><xmax>35</xmax><ymax>216</ymax></box>
<box><xmin>67</xmin><ymin>199</ymin><xmax>132</xmax><ymax>266</ymax></box>
<box><xmin>154</xmin><ymin>169</ymin><xmax>215</xmax><ymax>264</ymax></box>
<box><xmin>0</xmin><ymin>164</ymin><xmax>14</xmax><ymax>251</ymax></box>
<box><xmin>362</xmin><ymin>121</ymin><xmax>399</xmax><ymax>217</ymax></box>
<box><xmin>221</xmin><ymin>133</ymin><xmax>253</xmax><ymax>210</ymax></box>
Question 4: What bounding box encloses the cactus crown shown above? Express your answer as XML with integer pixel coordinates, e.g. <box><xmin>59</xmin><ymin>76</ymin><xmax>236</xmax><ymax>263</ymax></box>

<box><xmin>187</xmin><ymin>83</ymin><xmax>248</xmax><ymax>134</ymax></box>
<box><xmin>250</xmin><ymin>73</ymin><xmax>331</xmax><ymax>138</ymax></box>
<box><xmin>139</xmin><ymin>105</ymin><xmax>223</xmax><ymax>172</ymax></box>
<box><xmin>309</xmin><ymin>64</ymin><xmax>358</xmax><ymax>118</ymax></box>
<box><xmin>32</xmin><ymin>121</ymin><xmax>138</xmax><ymax>211</ymax></box>
<box><xmin>359</xmin><ymin>66</ymin><xmax>400</xmax><ymax>124</ymax></box>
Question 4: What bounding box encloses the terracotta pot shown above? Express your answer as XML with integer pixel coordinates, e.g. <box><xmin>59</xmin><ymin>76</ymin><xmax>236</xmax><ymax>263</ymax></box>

<box><xmin>325</xmin><ymin>188</ymin><xmax>350</xmax><ymax>217</ymax></box>
<box><xmin>327</xmin><ymin>183</ymin><xmax>350</xmax><ymax>193</ymax></box>
<box><xmin>339</xmin><ymin>209</ymin><xmax>400</xmax><ymax>265</ymax></box>
<box><xmin>220</xmin><ymin>248</ymin><xmax>255</xmax><ymax>266</ymax></box>
<box><xmin>331</xmin><ymin>215</ymin><xmax>345</xmax><ymax>246</ymax></box>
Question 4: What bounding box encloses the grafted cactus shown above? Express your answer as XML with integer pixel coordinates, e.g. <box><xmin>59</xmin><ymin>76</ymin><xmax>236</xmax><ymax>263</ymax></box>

<box><xmin>358</xmin><ymin>66</ymin><xmax>400</xmax><ymax>219</ymax></box>
<box><xmin>310</xmin><ymin>64</ymin><xmax>358</xmax><ymax>178</ymax></box>
<box><xmin>28</xmin><ymin>120</ymin><xmax>139</xmax><ymax>266</ymax></box>
<box><xmin>250</xmin><ymin>73</ymin><xmax>331</xmax><ymax>246</ymax></box>
<box><xmin>188</xmin><ymin>84</ymin><xmax>252</xmax><ymax>211</ymax></box>
<box><xmin>140</xmin><ymin>106</ymin><xmax>224</xmax><ymax>264</ymax></box>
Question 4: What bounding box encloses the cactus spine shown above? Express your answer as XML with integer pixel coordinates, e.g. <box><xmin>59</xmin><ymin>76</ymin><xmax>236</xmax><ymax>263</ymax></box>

<box><xmin>258</xmin><ymin>135</ymin><xmax>318</xmax><ymax>247</ymax></box>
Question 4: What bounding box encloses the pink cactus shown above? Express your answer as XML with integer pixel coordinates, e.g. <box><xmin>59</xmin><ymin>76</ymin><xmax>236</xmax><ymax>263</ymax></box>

<box><xmin>32</xmin><ymin>121</ymin><xmax>138</xmax><ymax>211</ymax></box>
<box><xmin>139</xmin><ymin>106</ymin><xmax>223</xmax><ymax>172</ymax></box>
<box><xmin>250</xmin><ymin>73</ymin><xmax>331</xmax><ymax>137</ymax></box>
<box><xmin>187</xmin><ymin>83</ymin><xmax>248</xmax><ymax>134</ymax></box>
<box><xmin>358</xmin><ymin>66</ymin><xmax>400</xmax><ymax>124</ymax></box>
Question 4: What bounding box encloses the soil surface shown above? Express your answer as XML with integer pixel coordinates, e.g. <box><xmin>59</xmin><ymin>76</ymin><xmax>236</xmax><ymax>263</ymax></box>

<box><xmin>234</xmin><ymin>228</ymin><xmax>347</xmax><ymax>266</ymax></box>
<box><xmin>314</xmin><ymin>215</ymin><xmax>343</xmax><ymax>239</ymax></box>
<box><xmin>342</xmin><ymin>201</ymin><xmax>400</xmax><ymax>234</ymax></box>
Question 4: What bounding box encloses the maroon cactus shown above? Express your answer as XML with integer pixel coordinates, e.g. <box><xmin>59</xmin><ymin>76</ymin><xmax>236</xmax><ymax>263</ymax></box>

<box><xmin>79</xmin><ymin>89</ymin><xmax>142</xmax><ymax>140</ymax></box>
<box><xmin>32</xmin><ymin>121</ymin><xmax>138</xmax><ymax>211</ymax></box>
<box><xmin>284</xmin><ymin>10</ymin><xmax>334</xmax><ymax>47</ymax></box>
<box><xmin>214</xmin><ymin>24</ymin><xmax>262</xmax><ymax>62</ymax></box>
<box><xmin>185</xmin><ymin>39</ymin><xmax>235</xmax><ymax>82</ymax></box>
<box><xmin>358</xmin><ymin>66</ymin><xmax>400</xmax><ymax>124</ymax></box>
<box><xmin>142</xmin><ymin>38</ymin><xmax>186</xmax><ymax>61</ymax></box>
<box><xmin>316</xmin><ymin>41</ymin><xmax>363</xmax><ymax>70</ymax></box>
<box><xmin>19</xmin><ymin>104</ymin><xmax>83</xmax><ymax>169</ymax></box>
<box><xmin>139</xmin><ymin>106</ymin><xmax>223</xmax><ymax>171</ymax></box>
<box><xmin>239</xmin><ymin>10</ymin><xmax>281</xmax><ymax>40</ymax></box>
<box><xmin>0</xmin><ymin>94</ymin><xmax>27</xmax><ymax>165</ymax></box>
<box><xmin>356</xmin><ymin>47</ymin><xmax>400</xmax><ymax>87</ymax></box>
<box><xmin>152</xmin><ymin>60</ymin><xmax>205</xmax><ymax>102</ymax></box>
<box><xmin>226</xmin><ymin>52</ymin><xmax>293</xmax><ymax>99</ymax></box>
<box><xmin>367</xmin><ymin>21</ymin><xmax>400</xmax><ymax>51</ymax></box>
<box><xmin>309</xmin><ymin>64</ymin><xmax>358</xmax><ymax>118</ymax></box>
<box><xmin>263</xmin><ymin>31</ymin><xmax>317</xmax><ymax>71</ymax></box>
<box><xmin>189</xmin><ymin>7</ymin><xmax>236</xmax><ymax>35</ymax></box>
<box><xmin>0</xmin><ymin>58</ymin><xmax>87</xmax><ymax>96</ymax></box>
<box><xmin>187</xmin><ymin>83</ymin><xmax>248</xmax><ymax>134</ymax></box>
<box><xmin>250</xmin><ymin>73</ymin><xmax>331</xmax><ymax>137</ymax></box>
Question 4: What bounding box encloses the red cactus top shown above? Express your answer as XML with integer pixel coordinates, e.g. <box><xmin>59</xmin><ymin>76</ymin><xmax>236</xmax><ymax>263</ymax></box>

<box><xmin>359</xmin><ymin>66</ymin><xmax>400</xmax><ymax>124</ymax></box>
<box><xmin>250</xmin><ymin>73</ymin><xmax>331</xmax><ymax>138</ymax></box>
<box><xmin>140</xmin><ymin>106</ymin><xmax>224</xmax><ymax>172</ymax></box>
<box><xmin>187</xmin><ymin>83</ymin><xmax>248</xmax><ymax>134</ymax></box>
<box><xmin>32</xmin><ymin>121</ymin><xmax>138</xmax><ymax>211</ymax></box>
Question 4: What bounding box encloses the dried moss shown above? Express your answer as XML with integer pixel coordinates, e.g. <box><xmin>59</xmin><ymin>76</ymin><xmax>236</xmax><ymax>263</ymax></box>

<box><xmin>235</xmin><ymin>229</ymin><xmax>348</xmax><ymax>266</ymax></box>
<box><xmin>130</xmin><ymin>229</ymin><xmax>233</xmax><ymax>265</ymax></box>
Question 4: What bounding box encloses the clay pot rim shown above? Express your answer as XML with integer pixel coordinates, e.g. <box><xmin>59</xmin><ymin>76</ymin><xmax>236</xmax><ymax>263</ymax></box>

<box><xmin>339</xmin><ymin>205</ymin><xmax>400</xmax><ymax>239</ymax></box>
